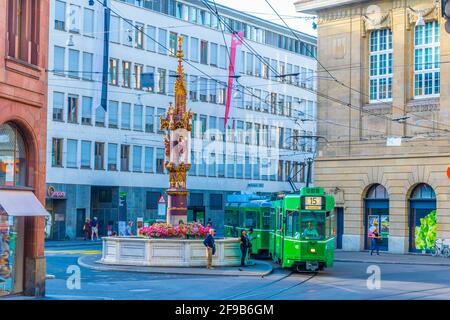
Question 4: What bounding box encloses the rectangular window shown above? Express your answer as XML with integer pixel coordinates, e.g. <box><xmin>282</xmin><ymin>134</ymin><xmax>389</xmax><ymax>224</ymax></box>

<box><xmin>123</xmin><ymin>19</ymin><xmax>133</xmax><ymax>46</ymax></box>
<box><xmin>209</xmin><ymin>194</ymin><xmax>223</xmax><ymax>210</ymax></box>
<box><xmin>157</xmin><ymin>108</ymin><xmax>165</xmax><ymax>134</ymax></box>
<box><xmin>133</xmin><ymin>146</ymin><xmax>142</xmax><ymax>172</ymax></box>
<box><xmin>200</xmin><ymin>40</ymin><xmax>208</xmax><ymax>64</ymax></box>
<box><xmin>107</xmin><ymin>143</ymin><xmax>117</xmax><ymax>171</ymax></box>
<box><xmin>122</xmin><ymin>61</ymin><xmax>131</xmax><ymax>88</ymax></box>
<box><xmin>210</xmin><ymin>43</ymin><xmax>218</xmax><ymax>66</ymax></box>
<box><xmin>95</xmin><ymin>105</ymin><xmax>105</xmax><ymax>127</ymax></box>
<box><xmin>414</xmin><ymin>21</ymin><xmax>440</xmax><ymax>98</ymax></box>
<box><xmin>110</xmin><ymin>15</ymin><xmax>120</xmax><ymax>43</ymax></box>
<box><xmin>133</xmin><ymin>104</ymin><xmax>143</xmax><ymax>131</ymax></box>
<box><xmin>134</xmin><ymin>63</ymin><xmax>143</xmax><ymax>90</ymax></box>
<box><xmin>108</xmin><ymin>101</ymin><xmax>118</xmax><ymax>128</ymax></box>
<box><xmin>67</xmin><ymin>95</ymin><xmax>78</xmax><ymax>123</ymax></box>
<box><xmin>82</xmin><ymin>52</ymin><xmax>93</xmax><ymax>80</ymax></box>
<box><xmin>120</xmin><ymin>145</ymin><xmax>130</xmax><ymax>171</ymax></box>
<box><xmin>109</xmin><ymin>58</ymin><xmax>118</xmax><ymax>85</ymax></box>
<box><xmin>121</xmin><ymin>102</ymin><xmax>131</xmax><ymax>129</ymax></box>
<box><xmin>52</xmin><ymin>138</ymin><xmax>63</xmax><ymax>167</ymax></box>
<box><xmin>53</xmin><ymin>92</ymin><xmax>64</xmax><ymax>121</ymax></box>
<box><xmin>199</xmin><ymin>78</ymin><xmax>208</xmax><ymax>102</ymax></box>
<box><xmin>169</xmin><ymin>32</ymin><xmax>178</xmax><ymax>56</ymax></box>
<box><xmin>94</xmin><ymin>142</ymin><xmax>105</xmax><ymax>170</ymax></box>
<box><xmin>55</xmin><ymin>0</ymin><xmax>66</xmax><ymax>30</ymax></box>
<box><xmin>83</xmin><ymin>8</ymin><xmax>94</xmax><ymax>37</ymax></box>
<box><xmin>158</xmin><ymin>28</ymin><xmax>167</xmax><ymax>54</ymax></box>
<box><xmin>145</xmin><ymin>106</ymin><xmax>154</xmax><ymax>132</ymax></box>
<box><xmin>146</xmin><ymin>191</ymin><xmax>161</xmax><ymax>210</ymax></box>
<box><xmin>68</xmin><ymin>49</ymin><xmax>79</xmax><ymax>78</ymax></box>
<box><xmin>219</xmin><ymin>45</ymin><xmax>227</xmax><ymax>69</ymax></box>
<box><xmin>81</xmin><ymin>96</ymin><xmax>92</xmax><ymax>125</ymax></box>
<box><xmin>208</xmin><ymin>153</ymin><xmax>216</xmax><ymax>177</ymax></box>
<box><xmin>68</xmin><ymin>4</ymin><xmax>81</xmax><ymax>33</ymax></box>
<box><xmin>369</xmin><ymin>29</ymin><xmax>393</xmax><ymax>102</ymax></box>
<box><xmin>168</xmin><ymin>70</ymin><xmax>176</xmax><ymax>96</ymax></box>
<box><xmin>146</xmin><ymin>25</ymin><xmax>156</xmax><ymax>51</ymax></box>
<box><xmin>189</xmin><ymin>76</ymin><xmax>198</xmax><ymax>101</ymax></box>
<box><xmin>144</xmin><ymin>147</ymin><xmax>154</xmax><ymax>172</ymax></box>
<box><xmin>190</xmin><ymin>37</ymin><xmax>199</xmax><ymax>62</ymax></box>
<box><xmin>156</xmin><ymin>148</ymin><xmax>165</xmax><ymax>174</ymax></box>
<box><xmin>81</xmin><ymin>141</ymin><xmax>91</xmax><ymax>168</ymax></box>
<box><xmin>246</xmin><ymin>52</ymin><xmax>253</xmax><ymax>75</ymax></box>
<box><xmin>67</xmin><ymin>139</ymin><xmax>77</xmax><ymax>168</ymax></box>
<box><xmin>157</xmin><ymin>68</ymin><xmax>166</xmax><ymax>94</ymax></box>
<box><xmin>54</xmin><ymin>46</ymin><xmax>65</xmax><ymax>75</ymax></box>
<box><xmin>209</xmin><ymin>80</ymin><xmax>217</xmax><ymax>103</ymax></box>
<box><xmin>135</xmin><ymin>22</ymin><xmax>144</xmax><ymax>49</ymax></box>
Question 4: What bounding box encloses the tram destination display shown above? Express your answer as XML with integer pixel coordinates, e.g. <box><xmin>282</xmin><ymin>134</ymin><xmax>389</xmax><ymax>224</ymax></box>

<box><xmin>301</xmin><ymin>196</ymin><xmax>324</xmax><ymax>210</ymax></box>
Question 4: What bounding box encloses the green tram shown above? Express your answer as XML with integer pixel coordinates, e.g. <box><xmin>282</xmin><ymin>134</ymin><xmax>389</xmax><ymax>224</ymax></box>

<box><xmin>224</xmin><ymin>193</ymin><xmax>272</xmax><ymax>257</ymax></box>
<box><xmin>224</xmin><ymin>187</ymin><xmax>335</xmax><ymax>272</ymax></box>
<box><xmin>270</xmin><ymin>187</ymin><xmax>335</xmax><ymax>272</ymax></box>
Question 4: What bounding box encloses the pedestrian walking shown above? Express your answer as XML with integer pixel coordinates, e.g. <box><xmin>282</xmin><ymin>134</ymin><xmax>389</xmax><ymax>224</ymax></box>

<box><xmin>83</xmin><ymin>218</ymin><xmax>91</xmax><ymax>240</ymax></box>
<box><xmin>207</xmin><ymin>218</ymin><xmax>212</xmax><ymax>227</ymax></box>
<box><xmin>91</xmin><ymin>217</ymin><xmax>99</xmax><ymax>241</ymax></box>
<box><xmin>240</xmin><ymin>230</ymin><xmax>250</xmax><ymax>266</ymax></box>
<box><xmin>247</xmin><ymin>227</ymin><xmax>254</xmax><ymax>257</ymax></box>
<box><xmin>203</xmin><ymin>228</ymin><xmax>216</xmax><ymax>269</ymax></box>
<box><xmin>126</xmin><ymin>221</ymin><xmax>133</xmax><ymax>236</ymax></box>
<box><xmin>370</xmin><ymin>222</ymin><xmax>381</xmax><ymax>256</ymax></box>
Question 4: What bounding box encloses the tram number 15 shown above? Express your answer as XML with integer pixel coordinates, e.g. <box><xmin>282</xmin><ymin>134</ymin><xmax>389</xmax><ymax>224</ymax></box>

<box><xmin>303</xmin><ymin>196</ymin><xmax>323</xmax><ymax>210</ymax></box>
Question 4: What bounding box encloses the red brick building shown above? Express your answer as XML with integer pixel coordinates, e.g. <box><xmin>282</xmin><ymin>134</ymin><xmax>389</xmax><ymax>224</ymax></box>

<box><xmin>0</xmin><ymin>0</ymin><xmax>49</xmax><ymax>296</ymax></box>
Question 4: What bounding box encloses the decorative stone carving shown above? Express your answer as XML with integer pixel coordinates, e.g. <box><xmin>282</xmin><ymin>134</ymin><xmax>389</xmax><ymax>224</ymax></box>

<box><xmin>406</xmin><ymin>1</ymin><xmax>440</xmax><ymax>30</ymax></box>
<box><xmin>362</xmin><ymin>5</ymin><xmax>392</xmax><ymax>37</ymax></box>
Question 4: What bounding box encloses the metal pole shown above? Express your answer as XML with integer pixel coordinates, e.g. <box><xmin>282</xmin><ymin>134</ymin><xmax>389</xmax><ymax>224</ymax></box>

<box><xmin>101</xmin><ymin>0</ymin><xmax>110</xmax><ymax>111</ymax></box>
<box><xmin>306</xmin><ymin>158</ymin><xmax>313</xmax><ymax>188</ymax></box>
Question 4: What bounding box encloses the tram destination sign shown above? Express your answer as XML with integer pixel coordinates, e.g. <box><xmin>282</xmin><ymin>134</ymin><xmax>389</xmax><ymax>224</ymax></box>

<box><xmin>301</xmin><ymin>196</ymin><xmax>324</xmax><ymax>211</ymax></box>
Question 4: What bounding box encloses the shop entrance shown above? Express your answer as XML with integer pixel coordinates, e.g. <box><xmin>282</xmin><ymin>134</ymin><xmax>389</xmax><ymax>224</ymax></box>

<box><xmin>364</xmin><ymin>184</ymin><xmax>389</xmax><ymax>251</ymax></box>
<box><xmin>76</xmin><ymin>209</ymin><xmax>86</xmax><ymax>238</ymax></box>
<box><xmin>46</xmin><ymin>198</ymin><xmax>67</xmax><ymax>240</ymax></box>
<box><xmin>336</xmin><ymin>207</ymin><xmax>344</xmax><ymax>249</ymax></box>
<box><xmin>409</xmin><ymin>184</ymin><xmax>436</xmax><ymax>253</ymax></box>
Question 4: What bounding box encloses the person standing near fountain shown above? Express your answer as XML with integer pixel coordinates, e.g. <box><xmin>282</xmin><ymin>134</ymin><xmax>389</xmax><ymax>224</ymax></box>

<box><xmin>203</xmin><ymin>229</ymin><xmax>216</xmax><ymax>269</ymax></box>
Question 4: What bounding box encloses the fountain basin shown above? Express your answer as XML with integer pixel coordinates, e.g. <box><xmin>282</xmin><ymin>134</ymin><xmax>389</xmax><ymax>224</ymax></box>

<box><xmin>100</xmin><ymin>236</ymin><xmax>242</xmax><ymax>267</ymax></box>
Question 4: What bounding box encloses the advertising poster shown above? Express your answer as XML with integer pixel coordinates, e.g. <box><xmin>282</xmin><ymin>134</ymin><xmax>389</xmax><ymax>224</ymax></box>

<box><xmin>0</xmin><ymin>206</ymin><xmax>14</xmax><ymax>296</ymax></box>
<box><xmin>380</xmin><ymin>215</ymin><xmax>389</xmax><ymax>238</ymax></box>
<box><xmin>367</xmin><ymin>215</ymin><xmax>379</xmax><ymax>238</ymax></box>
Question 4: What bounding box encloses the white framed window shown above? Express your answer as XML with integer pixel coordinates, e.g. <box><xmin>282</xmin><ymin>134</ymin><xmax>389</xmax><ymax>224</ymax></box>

<box><xmin>414</xmin><ymin>21</ymin><xmax>440</xmax><ymax>98</ymax></box>
<box><xmin>369</xmin><ymin>29</ymin><xmax>393</xmax><ymax>102</ymax></box>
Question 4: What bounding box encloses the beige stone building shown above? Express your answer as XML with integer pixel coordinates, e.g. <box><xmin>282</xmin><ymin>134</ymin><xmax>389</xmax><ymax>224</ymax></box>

<box><xmin>294</xmin><ymin>0</ymin><xmax>450</xmax><ymax>253</ymax></box>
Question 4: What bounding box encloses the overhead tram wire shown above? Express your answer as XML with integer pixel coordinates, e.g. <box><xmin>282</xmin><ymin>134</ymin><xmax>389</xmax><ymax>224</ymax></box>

<box><xmin>263</xmin><ymin>0</ymin><xmax>450</xmax><ymax>132</ymax></box>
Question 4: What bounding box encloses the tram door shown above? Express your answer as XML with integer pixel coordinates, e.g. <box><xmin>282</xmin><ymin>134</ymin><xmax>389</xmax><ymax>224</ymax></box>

<box><xmin>274</xmin><ymin>208</ymin><xmax>284</xmax><ymax>262</ymax></box>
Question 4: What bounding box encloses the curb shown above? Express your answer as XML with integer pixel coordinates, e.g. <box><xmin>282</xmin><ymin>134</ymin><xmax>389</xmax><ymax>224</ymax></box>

<box><xmin>77</xmin><ymin>255</ymin><xmax>273</xmax><ymax>277</ymax></box>
<box><xmin>335</xmin><ymin>258</ymin><xmax>450</xmax><ymax>267</ymax></box>
<box><xmin>45</xmin><ymin>241</ymin><xmax>103</xmax><ymax>248</ymax></box>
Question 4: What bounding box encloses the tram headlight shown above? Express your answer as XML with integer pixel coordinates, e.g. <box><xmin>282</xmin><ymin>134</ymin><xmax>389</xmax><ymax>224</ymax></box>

<box><xmin>310</xmin><ymin>248</ymin><xmax>316</xmax><ymax>253</ymax></box>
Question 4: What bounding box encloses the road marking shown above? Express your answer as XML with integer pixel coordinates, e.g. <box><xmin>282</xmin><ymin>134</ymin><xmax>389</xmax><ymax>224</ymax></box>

<box><xmin>45</xmin><ymin>250</ymin><xmax>101</xmax><ymax>255</ymax></box>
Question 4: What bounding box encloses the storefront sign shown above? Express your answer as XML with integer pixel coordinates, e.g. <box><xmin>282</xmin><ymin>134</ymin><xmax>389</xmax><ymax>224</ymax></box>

<box><xmin>47</xmin><ymin>185</ymin><xmax>66</xmax><ymax>198</ymax></box>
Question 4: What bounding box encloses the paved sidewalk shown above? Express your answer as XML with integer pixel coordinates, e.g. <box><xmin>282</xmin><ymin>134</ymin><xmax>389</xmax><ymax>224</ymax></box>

<box><xmin>45</xmin><ymin>239</ymin><xmax>103</xmax><ymax>248</ymax></box>
<box><xmin>335</xmin><ymin>250</ymin><xmax>450</xmax><ymax>266</ymax></box>
<box><xmin>78</xmin><ymin>254</ymin><xmax>273</xmax><ymax>277</ymax></box>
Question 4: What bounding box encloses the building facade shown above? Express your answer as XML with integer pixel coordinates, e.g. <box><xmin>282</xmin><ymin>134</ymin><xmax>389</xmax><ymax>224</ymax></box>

<box><xmin>295</xmin><ymin>0</ymin><xmax>450</xmax><ymax>253</ymax></box>
<box><xmin>47</xmin><ymin>0</ymin><xmax>317</xmax><ymax>239</ymax></box>
<box><xmin>0</xmin><ymin>0</ymin><xmax>49</xmax><ymax>296</ymax></box>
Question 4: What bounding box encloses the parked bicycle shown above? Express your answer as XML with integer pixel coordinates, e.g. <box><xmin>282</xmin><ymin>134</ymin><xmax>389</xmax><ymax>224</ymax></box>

<box><xmin>431</xmin><ymin>239</ymin><xmax>450</xmax><ymax>257</ymax></box>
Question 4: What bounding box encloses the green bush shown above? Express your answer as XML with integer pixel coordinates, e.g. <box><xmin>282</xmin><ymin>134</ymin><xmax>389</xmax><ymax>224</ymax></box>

<box><xmin>415</xmin><ymin>210</ymin><xmax>436</xmax><ymax>250</ymax></box>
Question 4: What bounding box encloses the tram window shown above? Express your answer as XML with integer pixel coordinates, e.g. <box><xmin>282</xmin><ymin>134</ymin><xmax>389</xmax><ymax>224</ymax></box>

<box><xmin>225</xmin><ymin>210</ymin><xmax>239</xmax><ymax>227</ymax></box>
<box><xmin>244</xmin><ymin>211</ymin><xmax>258</xmax><ymax>228</ymax></box>
<box><xmin>286</xmin><ymin>210</ymin><xmax>299</xmax><ymax>237</ymax></box>
<box><xmin>262</xmin><ymin>211</ymin><xmax>271</xmax><ymax>229</ymax></box>
<box><xmin>270</xmin><ymin>208</ymin><xmax>276</xmax><ymax>229</ymax></box>
<box><xmin>300</xmin><ymin>212</ymin><xmax>325</xmax><ymax>240</ymax></box>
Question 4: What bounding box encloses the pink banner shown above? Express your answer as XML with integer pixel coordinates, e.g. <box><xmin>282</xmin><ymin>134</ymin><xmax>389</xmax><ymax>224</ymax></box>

<box><xmin>224</xmin><ymin>32</ymin><xmax>243</xmax><ymax>128</ymax></box>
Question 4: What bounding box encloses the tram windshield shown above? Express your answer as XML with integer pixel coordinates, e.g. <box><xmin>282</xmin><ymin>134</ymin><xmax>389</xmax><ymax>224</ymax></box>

<box><xmin>299</xmin><ymin>212</ymin><xmax>325</xmax><ymax>240</ymax></box>
<box><xmin>225</xmin><ymin>210</ymin><xmax>239</xmax><ymax>227</ymax></box>
<box><xmin>244</xmin><ymin>211</ymin><xmax>258</xmax><ymax>229</ymax></box>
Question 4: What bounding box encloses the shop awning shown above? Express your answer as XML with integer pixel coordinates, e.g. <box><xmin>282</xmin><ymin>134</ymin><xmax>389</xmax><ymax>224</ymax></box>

<box><xmin>0</xmin><ymin>190</ymin><xmax>50</xmax><ymax>216</ymax></box>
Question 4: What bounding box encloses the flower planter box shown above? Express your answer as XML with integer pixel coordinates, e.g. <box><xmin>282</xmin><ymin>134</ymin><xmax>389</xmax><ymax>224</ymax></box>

<box><xmin>100</xmin><ymin>237</ymin><xmax>242</xmax><ymax>267</ymax></box>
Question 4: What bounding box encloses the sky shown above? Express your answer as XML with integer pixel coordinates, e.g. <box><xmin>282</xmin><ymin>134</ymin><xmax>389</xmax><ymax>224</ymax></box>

<box><xmin>213</xmin><ymin>0</ymin><xmax>317</xmax><ymax>36</ymax></box>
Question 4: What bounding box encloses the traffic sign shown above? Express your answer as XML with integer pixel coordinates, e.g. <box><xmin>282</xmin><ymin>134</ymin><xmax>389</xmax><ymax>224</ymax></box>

<box><xmin>158</xmin><ymin>195</ymin><xmax>167</xmax><ymax>204</ymax></box>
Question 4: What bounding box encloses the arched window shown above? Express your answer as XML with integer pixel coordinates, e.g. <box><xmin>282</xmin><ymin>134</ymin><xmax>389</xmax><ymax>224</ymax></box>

<box><xmin>0</xmin><ymin>123</ymin><xmax>27</xmax><ymax>187</ymax></box>
<box><xmin>411</xmin><ymin>183</ymin><xmax>436</xmax><ymax>200</ymax></box>
<box><xmin>366</xmin><ymin>184</ymin><xmax>389</xmax><ymax>199</ymax></box>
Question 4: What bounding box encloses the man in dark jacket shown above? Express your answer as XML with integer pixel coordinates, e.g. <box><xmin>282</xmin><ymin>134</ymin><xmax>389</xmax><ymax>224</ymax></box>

<box><xmin>203</xmin><ymin>229</ymin><xmax>216</xmax><ymax>269</ymax></box>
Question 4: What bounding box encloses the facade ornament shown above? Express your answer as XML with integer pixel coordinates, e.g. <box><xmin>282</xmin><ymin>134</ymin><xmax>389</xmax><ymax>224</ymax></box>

<box><xmin>406</xmin><ymin>1</ymin><xmax>440</xmax><ymax>30</ymax></box>
<box><xmin>362</xmin><ymin>7</ymin><xmax>392</xmax><ymax>37</ymax></box>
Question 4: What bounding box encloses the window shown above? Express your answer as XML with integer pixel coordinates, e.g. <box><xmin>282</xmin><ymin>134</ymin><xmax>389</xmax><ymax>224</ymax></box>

<box><xmin>52</xmin><ymin>138</ymin><xmax>63</xmax><ymax>167</ymax></box>
<box><xmin>55</xmin><ymin>0</ymin><xmax>66</xmax><ymax>30</ymax></box>
<box><xmin>278</xmin><ymin>127</ymin><xmax>284</xmax><ymax>149</ymax></box>
<box><xmin>190</xmin><ymin>37</ymin><xmax>199</xmax><ymax>62</ymax></box>
<box><xmin>210</xmin><ymin>43</ymin><xmax>218</xmax><ymax>66</ymax></box>
<box><xmin>208</xmin><ymin>153</ymin><xmax>216</xmax><ymax>176</ymax></box>
<box><xmin>254</xmin><ymin>89</ymin><xmax>261</xmax><ymax>111</ymax></box>
<box><xmin>189</xmin><ymin>6</ymin><xmax>197</xmax><ymax>23</ymax></box>
<box><xmin>135</xmin><ymin>23</ymin><xmax>144</xmax><ymax>49</ymax></box>
<box><xmin>199</xmin><ymin>115</ymin><xmax>207</xmax><ymax>139</ymax></box>
<box><xmin>68</xmin><ymin>49</ymin><xmax>80</xmax><ymax>78</ymax></box>
<box><xmin>110</xmin><ymin>15</ymin><xmax>120</xmax><ymax>43</ymax></box>
<box><xmin>53</xmin><ymin>92</ymin><xmax>64</xmax><ymax>121</ymax></box>
<box><xmin>83</xmin><ymin>8</ymin><xmax>94</xmax><ymax>36</ymax></box>
<box><xmin>236</xmin><ymin>50</ymin><xmax>244</xmax><ymax>75</ymax></box>
<box><xmin>262</xmin><ymin>57</ymin><xmax>269</xmax><ymax>79</ymax></box>
<box><xmin>81</xmin><ymin>141</ymin><xmax>91</xmax><ymax>168</ymax></box>
<box><xmin>168</xmin><ymin>71</ymin><xmax>176</xmax><ymax>96</ymax></box>
<box><xmin>144</xmin><ymin>147</ymin><xmax>154</xmax><ymax>172</ymax></box>
<box><xmin>67</xmin><ymin>95</ymin><xmax>78</xmax><ymax>123</ymax></box>
<box><xmin>133</xmin><ymin>146</ymin><xmax>142</xmax><ymax>172</ymax></box>
<box><xmin>109</xmin><ymin>58</ymin><xmax>119</xmax><ymax>85</ymax></box>
<box><xmin>156</xmin><ymin>148</ymin><xmax>165</xmax><ymax>174</ymax></box>
<box><xmin>121</xmin><ymin>103</ymin><xmax>131</xmax><ymax>129</ymax></box>
<box><xmin>157</xmin><ymin>68</ymin><xmax>166</xmax><ymax>94</ymax></box>
<box><xmin>209</xmin><ymin>194</ymin><xmax>223</xmax><ymax>210</ymax></box>
<box><xmin>270</xmin><ymin>93</ymin><xmax>277</xmax><ymax>114</ymax></box>
<box><xmin>133</xmin><ymin>104</ymin><xmax>143</xmax><ymax>131</ymax></box>
<box><xmin>169</xmin><ymin>32</ymin><xmax>178</xmax><ymax>56</ymax></box>
<box><xmin>107</xmin><ymin>143</ymin><xmax>118</xmax><ymax>171</ymax></box>
<box><xmin>0</xmin><ymin>123</ymin><xmax>27</xmax><ymax>186</ymax></box>
<box><xmin>54</xmin><ymin>46</ymin><xmax>65</xmax><ymax>75</ymax></box>
<box><xmin>122</xmin><ymin>61</ymin><xmax>131</xmax><ymax>88</ymax></box>
<box><xmin>278</xmin><ymin>94</ymin><xmax>285</xmax><ymax>115</ymax></box>
<box><xmin>68</xmin><ymin>4</ymin><xmax>81</xmax><ymax>32</ymax></box>
<box><xmin>189</xmin><ymin>76</ymin><xmax>198</xmax><ymax>101</ymax></box>
<box><xmin>414</xmin><ymin>21</ymin><xmax>440</xmax><ymax>97</ymax></box>
<box><xmin>81</xmin><ymin>96</ymin><xmax>92</xmax><ymax>125</ymax></box>
<box><xmin>145</xmin><ymin>106</ymin><xmax>154</xmax><ymax>132</ymax></box>
<box><xmin>156</xmin><ymin>108</ymin><xmax>165</xmax><ymax>134</ymax></box>
<box><xmin>158</xmin><ymin>28</ymin><xmax>167</xmax><ymax>54</ymax></box>
<box><xmin>82</xmin><ymin>52</ymin><xmax>93</xmax><ymax>80</ymax></box>
<box><xmin>217</xmin><ymin>83</ymin><xmax>226</xmax><ymax>105</ymax></box>
<box><xmin>94</xmin><ymin>142</ymin><xmax>105</xmax><ymax>170</ymax></box>
<box><xmin>146</xmin><ymin>191</ymin><xmax>161</xmax><ymax>210</ymax></box>
<box><xmin>120</xmin><ymin>145</ymin><xmax>130</xmax><ymax>171</ymax></box>
<box><xmin>134</xmin><ymin>63</ymin><xmax>143</xmax><ymax>90</ymax></box>
<box><xmin>67</xmin><ymin>139</ymin><xmax>77</xmax><ymax>168</ymax></box>
<box><xmin>123</xmin><ymin>19</ymin><xmax>133</xmax><ymax>46</ymax></box>
<box><xmin>226</xmin><ymin>154</ymin><xmax>234</xmax><ymax>178</ymax></box>
<box><xmin>200</xmin><ymin>40</ymin><xmax>208</xmax><ymax>64</ymax></box>
<box><xmin>199</xmin><ymin>78</ymin><xmax>208</xmax><ymax>102</ymax></box>
<box><xmin>369</xmin><ymin>29</ymin><xmax>393</xmax><ymax>102</ymax></box>
<box><xmin>246</xmin><ymin>52</ymin><xmax>253</xmax><ymax>75</ymax></box>
<box><xmin>108</xmin><ymin>101</ymin><xmax>119</xmax><ymax>128</ymax></box>
<box><xmin>144</xmin><ymin>65</ymin><xmax>155</xmax><ymax>92</ymax></box>
<box><xmin>95</xmin><ymin>106</ymin><xmax>105</xmax><ymax>127</ymax></box>
<box><xmin>219</xmin><ymin>45</ymin><xmax>227</xmax><ymax>68</ymax></box>
<box><xmin>146</xmin><ymin>25</ymin><xmax>156</xmax><ymax>51</ymax></box>
<box><xmin>209</xmin><ymin>80</ymin><xmax>217</xmax><ymax>103</ymax></box>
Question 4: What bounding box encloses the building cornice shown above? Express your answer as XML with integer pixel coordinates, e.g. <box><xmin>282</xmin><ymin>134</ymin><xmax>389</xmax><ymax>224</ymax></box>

<box><xmin>294</xmin><ymin>0</ymin><xmax>370</xmax><ymax>14</ymax></box>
